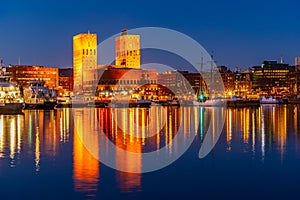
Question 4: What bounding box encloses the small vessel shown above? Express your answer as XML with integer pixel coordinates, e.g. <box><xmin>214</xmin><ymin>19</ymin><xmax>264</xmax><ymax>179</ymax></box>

<box><xmin>193</xmin><ymin>98</ymin><xmax>224</xmax><ymax>107</ymax></box>
<box><xmin>56</xmin><ymin>96</ymin><xmax>72</xmax><ymax>108</ymax></box>
<box><xmin>136</xmin><ymin>99</ymin><xmax>152</xmax><ymax>107</ymax></box>
<box><xmin>287</xmin><ymin>95</ymin><xmax>300</xmax><ymax>104</ymax></box>
<box><xmin>260</xmin><ymin>95</ymin><xmax>284</xmax><ymax>104</ymax></box>
<box><xmin>0</xmin><ymin>74</ymin><xmax>24</xmax><ymax>114</ymax></box>
<box><xmin>225</xmin><ymin>98</ymin><xmax>260</xmax><ymax>108</ymax></box>
<box><xmin>151</xmin><ymin>99</ymin><xmax>161</xmax><ymax>106</ymax></box>
<box><xmin>70</xmin><ymin>95</ymin><xmax>88</xmax><ymax>107</ymax></box>
<box><xmin>167</xmin><ymin>97</ymin><xmax>180</xmax><ymax>106</ymax></box>
<box><xmin>23</xmin><ymin>80</ymin><xmax>57</xmax><ymax>109</ymax></box>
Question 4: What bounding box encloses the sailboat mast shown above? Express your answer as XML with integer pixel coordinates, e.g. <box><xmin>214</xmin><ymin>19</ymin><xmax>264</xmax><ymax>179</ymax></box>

<box><xmin>200</xmin><ymin>56</ymin><xmax>203</xmax><ymax>97</ymax></box>
<box><xmin>209</xmin><ymin>54</ymin><xmax>214</xmax><ymax>99</ymax></box>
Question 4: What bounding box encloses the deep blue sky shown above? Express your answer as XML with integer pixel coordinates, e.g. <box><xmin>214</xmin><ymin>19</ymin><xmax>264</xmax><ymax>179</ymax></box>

<box><xmin>0</xmin><ymin>0</ymin><xmax>300</xmax><ymax>69</ymax></box>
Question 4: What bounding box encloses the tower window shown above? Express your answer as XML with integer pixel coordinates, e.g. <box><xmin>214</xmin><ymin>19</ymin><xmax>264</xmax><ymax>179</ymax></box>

<box><xmin>86</xmin><ymin>49</ymin><xmax>89</xmax><ymax>55</ymax></box>
<box><xmin>83</xmin><ymin>49</ymin><xmax>85</xmax><ymax>55</ymax></box>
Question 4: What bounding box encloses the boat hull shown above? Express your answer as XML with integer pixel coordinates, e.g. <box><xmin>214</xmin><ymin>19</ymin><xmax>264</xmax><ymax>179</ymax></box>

<box><xmin>0</xmin><ymin>103</ymin><xmax>24</xmax><ymax>114</ymax></box>
<box><xmin>194</xmin><ymin>99</ymin><xmax>225</xmax><ymax>107</ymax></box>
<box><xmin>24</xmin><ymin>101</ymin><xmax>57</xmax><ymax>110</ymax></box>
<box><xmin>260</xmin><ymin>96</ymin><xmax>285</xmax><ymax>104</ymax></box>
<box><xmin>226</xmin><ymin>99</ymin><xmax>260</xmax><ymax>108</ymax></box>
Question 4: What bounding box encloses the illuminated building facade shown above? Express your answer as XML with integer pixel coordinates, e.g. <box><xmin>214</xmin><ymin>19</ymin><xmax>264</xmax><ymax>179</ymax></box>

<box><xmin>96</xmin><ymin>65</ymin><xmax>158</xmax><ymax>99</ymax></box>
<box><xmin>252</xmin><ymin>61</ymin><xmax>292</xmax><ymax>94</ymax></box>
<box><xmin>233</xmin><ymin>69</ymin><xmax>252</xmax><ymax>97</ymax></box>
<box><xmin>158</xmin><ymin>70</ymin><xmax>200</xmax><ymax>99</ymax></box>
<box><xmin>217</xmin><ymin>66</ymin><xmax>234</xmax><ymax>96</ymax></box>
<box><xmin>7</xmin><ymin>65</ymin><xmax>59</xmax><ymax>90</ymax></box>
<box><xmin>73</xmin><ymin>30</ymin><xmax>97</xmax><ymax>94</ymax></box>
<box><xmin>58</xmin><ymin>68</ymin><xmax>73</xmax><ymax>95</ymax></box>
<box><xmin>179</xmin><ymin>71</ymin><xmax>203</xmax><ymax>93</ymax></box>
<box><xmin>115</xmin><ymin>29</ymin><xmax>140</xmax><ymax>69</ymax></box>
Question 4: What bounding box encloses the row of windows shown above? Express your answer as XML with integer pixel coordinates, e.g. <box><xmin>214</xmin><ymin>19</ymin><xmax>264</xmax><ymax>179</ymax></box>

<box><xmin>16</xmin><ymin>71</ymin><xmax>56</xmax><ymax>75</ymax></box>
<box><xmin>254</xmin><ymin>72</ymin><xmax>288</xmax><ymax>76</ymax></box>
<box><xmin>98</xmin><ymin>87</ymin><xmax>158</xmax><ymax>91</ymax></box>
<box><xmin>83</xmin><ymin>49</ymin><xmax>96</xmax><ymax>55</ymax></box>
<box><xmin>253</xmin><ymin>76</ymin><xmax>288</xmax><ymax>79</ymax></box>
<box><xmin>99</xmin><ymin>79</ymin><xmax>157</xmax><ymax>85</ymax></box>
<box><xmin>17</xmin><ymin>77</ymin><xmax>51</xmax><ymax>81</ymax></box>
<box><xmin>116</xmin><ymin>50</ymin><xmax>140</xmax><ymax>57</ymax></box>
<box><xmin>256</xmin><ymin>70</ymin><xmax>289</xmax><ymax>73</ymax></box>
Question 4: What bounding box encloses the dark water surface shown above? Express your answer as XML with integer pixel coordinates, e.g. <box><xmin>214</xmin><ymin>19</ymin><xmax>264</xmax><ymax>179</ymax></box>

<box><xmin>0</xmin><ymin>105</ymin><xmax>300</xmax><ymax>200</ymax></box>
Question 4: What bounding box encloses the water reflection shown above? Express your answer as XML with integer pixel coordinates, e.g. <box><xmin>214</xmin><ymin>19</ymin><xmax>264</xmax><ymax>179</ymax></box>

<box><xmin>73</xmin><ymin>131</ymin><xmax>99</xmax><ymax>196</ymax></box>
<box><xmin>225</xmin><ymin>105</ymin><xmax>300</xmax><ymax>161</ymax></box>
<box><xmin>0</xmin><ymin>109</ymin><xmax>70</xmax><ymax>171</ymax></box>
<box><xmin>1</xmin><ymin>105</ymin><xmax>300</xmax><ymax>197</ymax></box>
<box><xmin>72</xmin><ymin>106</ymin><xmax>212</xmax><ymax>193</ymax></box>
<box><xmin>0</xmin><ymin>114</ymin><xmax>24</xmax><ymax>166</ymax></box>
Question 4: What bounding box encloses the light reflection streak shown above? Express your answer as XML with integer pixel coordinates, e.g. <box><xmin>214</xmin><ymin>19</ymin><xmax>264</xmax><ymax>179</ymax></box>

<box><xmin>10</xmin><ymin>118</ymin><xmax>16</xmax><ymax>160</ymax></box>
<box><xmin>35</xmin><ymin>127</ymin><xmax>40</xmax><ymax>172</ymax></box>
<box><xmin>252</xmin><ymin>111</ymin><xmax>255</xmax><ymax>153</ymax></box>
<box><xmin>0</xmin><ymin>104</ymin><xmax>298</xmax><ymax>195</ymax></box>
<box><xmin>261</xmin><ymin>106</ymin><xmax>266</xmax><ymax>161</ymax></box>
<box><xmin>0</xmin><ymin>115</ymin><xmax>4</xmax><ymax>157</ymax></box>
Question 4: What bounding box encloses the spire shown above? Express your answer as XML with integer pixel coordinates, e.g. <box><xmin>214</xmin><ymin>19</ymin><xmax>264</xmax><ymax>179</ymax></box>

<box><xmin>280</xmin><ymin>56</ymin><xmax>284</xmax><ymax>64</ymax></box>
<box><xmin>88</xmin><ymin>29</ymin><xmax>90</xmax><ymax>34</ymax></box>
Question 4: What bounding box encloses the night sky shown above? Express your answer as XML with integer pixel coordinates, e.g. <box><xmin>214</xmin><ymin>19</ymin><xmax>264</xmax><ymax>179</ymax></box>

<box><xmin>0</xmin><ymin>0</ymin><xmax>300</xmax><ymax>69</ymax></box>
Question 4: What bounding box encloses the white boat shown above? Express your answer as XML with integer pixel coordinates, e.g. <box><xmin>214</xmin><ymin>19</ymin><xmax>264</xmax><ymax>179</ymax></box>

<box><xmin>193</xmin><ymin>99</ymin><xmax>224</xmax><ymax>107</ymax></box>
<box><xmin>260</xmin><ymin>96</ymin><xmax>283</xmax><ymax>104</ymax></box>
<box><xmin>56</xmin><ymin>96</ymin><xmax>72</xmax><ymax>108</ymax></box>
<box><xmin>0</xmin><ymin>74</ymin><xmax>24</xmax><ymax>114</ymax></box>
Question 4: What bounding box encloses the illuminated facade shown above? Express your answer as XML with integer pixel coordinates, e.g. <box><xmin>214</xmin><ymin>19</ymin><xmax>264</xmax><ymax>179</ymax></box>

<box><xmin>252</xmin><ymin>61</ymin><xmax>292</xmax><ymax>94</ymax></box>
<box><xmin>96</xmin><ymin>65</ymin><xmax>158</xmax><ymax>99</ymax></box>
<box><xmin>217</xmin><ymin>66</ymin><xmax>234</xmax><ymax>96</ymax></box>
<box><xmin>58</xmin><ymin>68</ymin><xmax>73</xmax><ymax>95</ymax></box>
<box><xmin>158</xmin><ymin>70</ymin><xmax>201</xmax><ymax>98</ymax></box>
<box><xmin>158</xmin><ymin>71</ymin><xmax>187</xmax><ymax>95</ymax></box>
<box><xmin>233</xmin><ymin>69</ymin><xmax>252</xmax><ymax>97</ymax></box>
<box><xmin>73</xmin><ymin>31</ymin><xmax>97</xmax><ymax>94</ymax></box>
<box><xmin>7</xmin><ymin>65</ymin><xmax>59</xmax><ymax>90</ymax></box>
<box><xmin>115</xmin><ymin>29</ymin><xmax>140</xmax><ymax>69</ymax></box>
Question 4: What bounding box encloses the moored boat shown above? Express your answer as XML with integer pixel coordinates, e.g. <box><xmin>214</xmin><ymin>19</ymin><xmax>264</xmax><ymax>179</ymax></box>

<box><xmin>23</xmin><ymin>80</ymin><xmax>57</xmax><ymax>109</ymax></box>
<box><xmin>0</xmin><ymin>74</ymin><xmax>24</xmax><ymax>114</ymax></box>
<box><xmin>193</xmin><ymin>98</ymin><xmax>225</xmax><ymax>107</ymax></box>
<box><xmin>260</xmin><ymin>95</ymin><xmax>284</xmax><ymax>104</ymax></box>
<box><xmin>225</xmin><ymin>98</ymin><xmax>260</xmax><ymax>108</ymax></box>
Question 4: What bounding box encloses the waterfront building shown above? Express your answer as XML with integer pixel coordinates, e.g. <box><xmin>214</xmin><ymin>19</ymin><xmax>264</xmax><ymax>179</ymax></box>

<box><xmin>95</xmin><ymin>29</ymin><xmax>159</xmax><ymax>100</ymax></box>
<box><xmin>96</xmin><ymin>65</ymin><xmax>158</xmax><ymax>100</ymax></box>
<box><xmin>292</xmin><ymin>57</ymin><xmax>300</xmax><ymax>94</ymax></box>
<box><xmin>73</xmin><ymin>30</ymin><xmax>97</xmax><ymax>94</ymax></box>
<box><xmin>6</xmin><ymin>65</ymin><xmax>59</xmax><ymax>90</ymax></box>
<box><xmin>233</xmin><ymin>69</ymin><xmax>252</xmax><ymax>97</ymax></box>
<box><xmin>217</xmin><ymin>66</ymin><xmax>234</xmax><ymax>97</ymax></box>
<box><xmin>115</xmin><ymin>29</ymin><xmax>140</xmax><ymax>69</ymax></box>
<box><xmin>158</xmin><ymin>70</ymin><xmax>193</xmax><ymax>98</ymax></box>
<box><xmin>58</xmin><ymin>68</ymin><xmax>73</xmax><ymax>96</ymax></box>
<box><xmin>179</xmin><ymin>71</ymin><xmax>203</xmax><ymax>94</ymax></box>
<box><xmin>252</xmin><ymin>61</ymin><xmax>292</xmax><ymax>94</ymax></box>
